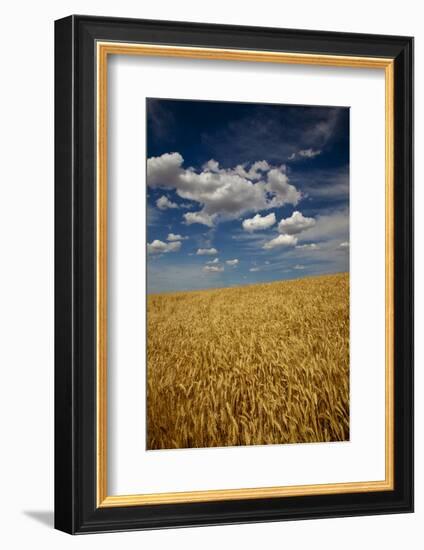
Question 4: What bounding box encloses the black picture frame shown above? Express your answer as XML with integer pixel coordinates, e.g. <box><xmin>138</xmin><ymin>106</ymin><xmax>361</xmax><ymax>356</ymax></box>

<box><xmin>55</xmin><ymin>15</ymin><xmax>413</xmax><ymax>534</ymax></box>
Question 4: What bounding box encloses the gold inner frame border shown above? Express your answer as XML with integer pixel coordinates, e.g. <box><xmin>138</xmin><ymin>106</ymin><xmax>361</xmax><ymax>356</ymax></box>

<box><xmin>96</xmin><ymin>42</ymin><xmax>394</xmax><ymax>508</ymax></box>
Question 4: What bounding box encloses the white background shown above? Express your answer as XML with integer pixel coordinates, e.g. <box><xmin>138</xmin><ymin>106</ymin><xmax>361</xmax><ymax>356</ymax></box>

<box><xmin>108</xmin><ymin>57</ymin><xmax>386</xmax><ymax>495</ymax></box>
<box><xmin>0</xmin><ymin>1</ymin><xmax>421</xmax><ymax>548</ymax></box>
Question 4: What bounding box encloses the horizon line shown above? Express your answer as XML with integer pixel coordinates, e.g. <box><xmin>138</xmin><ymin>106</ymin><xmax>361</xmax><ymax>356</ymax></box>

<box><xmin>147</xmin><ymin>271</ymin><xmax>349</xmax><ymax>297</ymax></box>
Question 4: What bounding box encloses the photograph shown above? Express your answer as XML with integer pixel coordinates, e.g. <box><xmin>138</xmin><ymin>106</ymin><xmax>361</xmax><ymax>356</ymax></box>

<box><xmin>146</xmin><ymin>98</ymin><xmax>350</xmax><ymax>450</ymax></box>
<box><xmin>51</xmin><ymin>12</ymin><xmax>413</xmax><ymax>535</ymax></box>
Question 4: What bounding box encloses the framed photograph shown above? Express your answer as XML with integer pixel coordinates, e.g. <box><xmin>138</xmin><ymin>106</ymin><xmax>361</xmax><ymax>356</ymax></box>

<box><xmin>54</xmin><ymin>15</ymin><xmax>413</xmax><ymax>534</ymax></box>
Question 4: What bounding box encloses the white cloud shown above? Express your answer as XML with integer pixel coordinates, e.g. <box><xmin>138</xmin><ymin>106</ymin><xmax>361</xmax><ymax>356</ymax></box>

<box><xmin>294</xmin><ymin>264</ymin><xmax>305</xmax><ymax>270</ymax></box>
<box><xmin>242</xmin><ymin>212</ymin><xmax>276</xmax><ymax>232</ymax></box>
<box><xmin>147</xmin><ymin>152</ymin><xmax>301</xmax><ymax>226</ymax></box>
<box><xmin>234</xmin><ymin>160</ymin><xmax>270</xmax><ymax>181</ymax></box>
<box><xmin>203</xmin><ymin>265</ymin><xmax>224</xmax><ymax>273</ymax></box>
<box><xmin>298</xmin><ymin>148</ymin><xmax>321</xmax><ymax>158</ymax></box>
<box><xmin>265</xmin><ymin>169</ymin><xmax>301</xmax><ymax>206</ymax></box>
<box><xmin>296</xmin><ymin>243</ymin><xmax>319</xmax><ymax>250</ymax></box>
<box><xmin>206</xmin><ymin>257</ymin><xmax>219</xmax><ymax>265</ymax></box>
<box><xmin>178</xmin><ymin>170</ymin><xmax>268</xmax><ymax>219</ymax></box>
<box><xmin>167</xmin><ymin>233</ymin><xmax>188</xmax><ymax>241</ymax></box>
<box><xmin>147</xmin><ymin>239</ymin><xmax>181</xmax><ymax>255</ymax></box>
<box><xmin>288</xmin><ymin>149</ymin><xmax>321</xmax><ymax>161</ymax></box>
<box><xmin>156</xmin><ymin>195</ymin><xmax>178</xmax><ymax>210</ymax></box>
<box><xmin>339</xmin><ymin>241</ymin><xmax>349</xmax><ymax>248</ymax></box>
<box><xmin>183</xmin><ymin>211</ymin><xmax>217</xmax><ymax>227</ymax></box>
<box><xmin>196</xmin><ymin>247</ymin><xmax>218</xmax><ymax>256</ymax></box>
<box><xmin>147</xmin><ymin>152</ymin><xmax>183</xmax><ymax>188</ymax></box>
<box><xmin>249</xmin><ymin>267</ymin><xmax>260</xmax><ymax>272</ymax></box>
<box><xmin>263</xmin><ymin>234</ymin><xmax>298</xmax><ymax>250</ymax></box>
<box><xmin>278</xmin><ymin>211</ymin><xmax>316</xmax><ymax>234</ymax></box>
<box><xmin>202</xmin><ymin>159</ymin><xmax>220</xmax><ymax>172</ymax></box>
<box><xmin>226</xmin><ymin>259</ymin><xmax>239</xmax><ymax>266</ymax></box>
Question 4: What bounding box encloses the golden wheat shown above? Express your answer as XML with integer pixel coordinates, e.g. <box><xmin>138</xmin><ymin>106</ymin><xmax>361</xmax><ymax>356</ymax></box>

<box><xmin>147</xmin><ymin>272</ymin><xmax>349</xmax><ymax>450</ymax></box>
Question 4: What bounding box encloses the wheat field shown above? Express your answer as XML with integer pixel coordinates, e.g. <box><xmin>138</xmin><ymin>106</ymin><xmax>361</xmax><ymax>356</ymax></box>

<box><xmin>147</xmin><ymin>272</ymin><xmax>349</xmax><ymax>450</ymax></box>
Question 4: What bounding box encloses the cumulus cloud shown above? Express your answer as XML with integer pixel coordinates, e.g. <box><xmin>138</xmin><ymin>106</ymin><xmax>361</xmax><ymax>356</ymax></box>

<box><xmin>206</xmin><ymin>257</ymin><xmax>219</xmax><ymax>265</ymax></box>
<box><xmin>294</xmin><ymin>264</ymin><xmax>305</xmax><ymax>270</ymax></box>
<box><xmin>203</xmin><ymin>265</ymin><xmax>224</xmax><ymax>273</ymax></box>
<box><xmin>242</xmin><ymin>212</ymin><xmax>276</xmax><ymax>232</ymax></box>
<box><xmin>263</xmin><ymin>234</ymin><xmax>298</xmax><ymax>250</ymax></box>
<box><xmin>183</xmin><ymin>211</ymin><xmax>217</xmax><ymax>227</ymax></box>
<box><xmin>204</xmin><ymin>159</ymin><xmax>270</xmax><ymax>181</ymax></box>
<box><xmin>147</xmin><ymin>152</ymin><xmax>183</xmax><ymax>188</ymax></box>
<box><xmin>339</xmin><ymin>241</ymin><xmax>349</xmax><ymax>248</ymax></box>
<box><xmin>226</xmin><ymin>259</ymin><xmax>239</xmax><ymax>266</ymax></box>
<box><xmin>202</xmin><ymin>159</ymin><xmax>220</xmax><ymax>172</ymax></box>
<box><xmin>234</xmin><ymin>160</ymin><xmax>270</xmax><ymax>181</ymax></box>
<box><xmin>196</xmin><ymin>247</ymin><xmax>218</xmax><ymax>256</ymax></box>
<box><xmin>249</xmin><ymin>267</ymin><xmax>260</xmax><ymax>272</ymax></box>
<box><xmin>167</xmin><ymin>233</ymin><xmax>188</xmax><ymax>241</ymax></box>
<box><xmin>156</xmin><ymin>195</ymin><xmax>178</xmax><ymax>210</ymax></box>
<box><xmin>147</xmin><ymin>239</ymin><xmax>181</xmax><ymax>255</ymax></box>
<box><xmin>265</xmin><ymin>169</ymin><xmax>301</xmax><ymax>206</ymax></box>
<box><xmin>147</xmin><ymin>152</ymin><xmax>301</xmax><ymax>226</ymax></box>
<box><xmin>278</xmin><ymin>211</ymin><xmax>316</xmax><ymax>235</ymax></box>
<box><xmin>178</xmin><ymin>169</ymin><xmax>267</xmax><ymax>218</ymax></box>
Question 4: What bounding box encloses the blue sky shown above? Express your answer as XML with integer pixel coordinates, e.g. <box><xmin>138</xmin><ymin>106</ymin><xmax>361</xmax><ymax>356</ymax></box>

<box><xmin>146</xmin><ymin>98</ymin><xmax>349</xmax><ymax>294</ymax></box>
